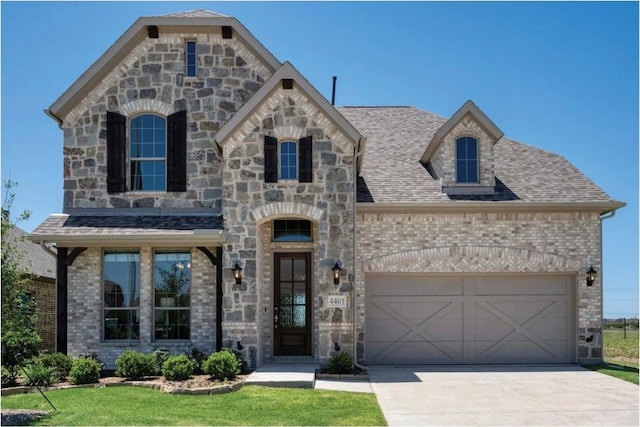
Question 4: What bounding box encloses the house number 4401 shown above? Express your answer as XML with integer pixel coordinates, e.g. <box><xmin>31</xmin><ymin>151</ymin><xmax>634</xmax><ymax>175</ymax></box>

<box><xmin>327</xmin><ymin>295</ymin><xmax>348</xmax><ymax>308</ymax></box>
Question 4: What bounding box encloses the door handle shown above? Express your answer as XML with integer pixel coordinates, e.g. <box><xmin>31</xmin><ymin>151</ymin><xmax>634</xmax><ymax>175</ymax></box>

<box><xmin>274</xmin><ymin>305</ymin><xmax>278</xmax><ymax>328</ymax></box>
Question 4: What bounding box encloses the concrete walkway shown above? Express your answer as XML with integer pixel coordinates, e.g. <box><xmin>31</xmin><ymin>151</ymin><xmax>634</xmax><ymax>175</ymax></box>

<box><xmin>369</xmin><ymin>365</ymin><xmax>640</xmax><ymax>426</ymax></box>
<box><xmin>244</xmin><ymin>363</ymin><xmax>373</xmax><ymax>393</ymax></box>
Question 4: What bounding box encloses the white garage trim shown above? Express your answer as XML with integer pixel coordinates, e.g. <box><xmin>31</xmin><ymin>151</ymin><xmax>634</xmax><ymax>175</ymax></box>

<box><xmin>365</xmin><ymin>274</ymin><xmax>576</xmax><ymax>365</ymax></box>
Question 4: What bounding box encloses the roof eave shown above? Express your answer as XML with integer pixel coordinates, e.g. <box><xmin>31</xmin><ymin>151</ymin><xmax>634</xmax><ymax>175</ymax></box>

<box><xmin>357</xmin><ymin>200</ymin><xmax>626</xmax><ymax>214</ymax></box>
<box><xmin>48</xmin><ymin>15</ymin><xmax>281</xmax><ymax>123</ymax></box>
<box><xmin>27</xmin><ymin>230</ymin><xmax>223</xmax><ymax>248</ymax></box>
<box><xmin>215</xmin><ymin>61</ymin><xmax>363</xmax><ymax>146</ymax></box>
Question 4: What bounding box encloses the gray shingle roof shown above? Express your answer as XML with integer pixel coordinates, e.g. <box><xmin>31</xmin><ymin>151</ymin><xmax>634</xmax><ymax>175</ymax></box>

<box><xmin>31</xmin><ymin>214</ymin><xmax>223</xmax><ymax>237</ymax></box>
<box><xmin>156</xmin><ymin>10</ymin><xmax>228</xmax><ymax>18</ymax></box>
<box><xmin>338</xmin><ymin>106</ymin><xmax>615</xmax><ymax>204</ymax></box>
<box><xmin>7</xmin><ymin>226</ymin><xmax>56</xmax><ymax>279</ymax></box>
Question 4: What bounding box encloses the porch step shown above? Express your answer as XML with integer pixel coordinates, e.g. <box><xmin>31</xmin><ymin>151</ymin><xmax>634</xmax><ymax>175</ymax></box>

<box><xmin>244</xmin><ymin>362</ymin><xmax>317</xmax><ymax>389</ymax></box>
<box><xmin>271</xmin><ymin>356</ymin><xmax>316</xmax><ymax>363</ymax></box>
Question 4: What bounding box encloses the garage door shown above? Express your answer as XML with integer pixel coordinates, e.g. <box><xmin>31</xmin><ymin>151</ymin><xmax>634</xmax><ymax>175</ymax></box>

<box><xmin>366</xmin><ymin>275</ymin><xmax>574</xmax><ymax>364</ymax></box>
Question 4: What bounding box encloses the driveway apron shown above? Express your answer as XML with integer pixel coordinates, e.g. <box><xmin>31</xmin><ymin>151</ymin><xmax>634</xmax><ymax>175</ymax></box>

<box><xmin>369</xmin><ymin>365</ymin><xmax>639</xmax><ymax>426</ymax></box>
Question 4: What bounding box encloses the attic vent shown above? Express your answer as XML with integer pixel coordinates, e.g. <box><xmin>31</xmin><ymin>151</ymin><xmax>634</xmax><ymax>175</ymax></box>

<box><xmin>222</xmin><ymin>26</ymin><xmax>233</xmax><ymax>39</ymax></box>
<box><xmin>148</xmin><ymin>26</ymin><xmax>159</xmax><ymax>39</ymax></box>
<box><xmin>282</xmin><ymin>79</ymin><xmax>294</xmax><ymax>90</ymax></box>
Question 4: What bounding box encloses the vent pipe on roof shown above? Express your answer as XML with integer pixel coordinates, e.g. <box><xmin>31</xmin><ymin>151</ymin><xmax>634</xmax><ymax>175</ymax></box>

<box><xmin>331</xmin><ymin>76</ymin><xmax>337</xmax><ymax>106</ymax></box>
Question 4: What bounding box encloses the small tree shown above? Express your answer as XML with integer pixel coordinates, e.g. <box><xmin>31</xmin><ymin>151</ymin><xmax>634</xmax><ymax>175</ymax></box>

<box><xmin>1</xmin><ymin>179</ymin><xmax>40</xmax><ymax>384</ymax></box>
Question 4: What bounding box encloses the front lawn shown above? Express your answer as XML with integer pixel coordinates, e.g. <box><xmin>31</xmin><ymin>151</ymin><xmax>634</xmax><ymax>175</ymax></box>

<box><xmin>1</xmin><ymin>385</ymin><xmax>386</xmax><ymax>426</ymax></box>
<box><xmin>586</xmin><ymin>330</ymin><xmax>639</xmax><ymax>385</ymax></box>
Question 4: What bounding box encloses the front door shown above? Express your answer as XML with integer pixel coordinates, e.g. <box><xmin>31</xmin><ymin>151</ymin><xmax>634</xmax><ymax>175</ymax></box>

<box><xmin>274</xmin><ymin>253</ymin><xmax>311</xmax><ymax>355</ymax></box>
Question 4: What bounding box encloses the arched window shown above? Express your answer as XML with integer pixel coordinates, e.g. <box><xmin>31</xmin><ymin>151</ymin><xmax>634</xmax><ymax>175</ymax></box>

<box><xmin>456</xmin><ymin>136</ymin><xmax>478</xmax><ymax>183</ymax></box>
<box><xmin>129</xmin><ymin>114</ymin><xmax>166</xmax><ymax>191</ymax></box>
<box><xmin>279</xmin><ymin>140</ymin><xmax>298</xmax><ymax>180</ymax></box>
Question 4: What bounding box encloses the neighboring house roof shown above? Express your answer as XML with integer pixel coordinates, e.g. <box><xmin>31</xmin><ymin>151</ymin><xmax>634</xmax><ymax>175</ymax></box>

<box><xmin>339</xmin><ymin>106</ymin><xmax>624</xmax><ymax>213</ymax></box>
<box><xmin>7</xmin><ymin>226</ymin><xmax>56</xmax><ymax>279</ymax></box>
<box><xmin>46</xmin><ymin>10</ymin><xmax>281</xmax><ymax>125</ymax></box>
<box><xmin>214</xmin><ymin>61</ymin><xmax>364</xmax><ymax>152</ymax></box>
<box><xmin>29</xmin><ymin>214</ymin><xmax>223</xmax><ymax>247</ymax></box>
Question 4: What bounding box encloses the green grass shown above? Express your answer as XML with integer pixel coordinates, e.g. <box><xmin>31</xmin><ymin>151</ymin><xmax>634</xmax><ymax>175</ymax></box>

<box><xmin>587</xmin><ymin>330</ymin><xmax>639</xmax><ymax>384</ymax></box>
<box><xmin>1</xmin><ymin>385</ymin><xmax>386</xmax><ymax>426</ymax></box>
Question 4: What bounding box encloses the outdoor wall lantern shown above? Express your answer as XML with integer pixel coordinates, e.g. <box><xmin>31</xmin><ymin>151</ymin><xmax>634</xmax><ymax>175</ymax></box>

<box><xmin>586</xmin><ymin>266</ymin><xmax>597</xmax><ymax>287</ymax></box>
<box><xmin>332</xmin><ymin>262</ymin><xmax>343</xmax><ymax>285</ymax></box>
<box><xmin>233</xmin><ymin>262</ymin><xmax>243</xmax><ymax>285</ymax></box>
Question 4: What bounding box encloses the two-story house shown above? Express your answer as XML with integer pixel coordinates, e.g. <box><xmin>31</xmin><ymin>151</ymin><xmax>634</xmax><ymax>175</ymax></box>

<box><xmin>30</xmin><ymin>10</ymin><xmax>624</xmax><ymax>370</ymax></box>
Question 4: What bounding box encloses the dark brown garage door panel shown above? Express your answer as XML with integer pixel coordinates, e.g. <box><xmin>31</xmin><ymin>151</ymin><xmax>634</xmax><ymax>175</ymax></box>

<box><xmin>366</xmin><ymin>275</ymin><xmax>574</xmax><ymax>364</ymax></box>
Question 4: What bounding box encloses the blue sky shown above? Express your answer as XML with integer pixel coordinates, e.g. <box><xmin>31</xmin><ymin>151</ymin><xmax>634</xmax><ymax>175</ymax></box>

<box><xmin>1</xmin><ymin>1</ymin><xmax>638</xmax><ymax>318</ymax></box>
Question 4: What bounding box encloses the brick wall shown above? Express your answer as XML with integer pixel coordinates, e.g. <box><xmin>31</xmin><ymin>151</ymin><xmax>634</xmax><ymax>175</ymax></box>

<box><xmin>25</xmin><ymin>277</ymin><xmax>56</xmax><ymax>354</ymax></box>
<box><xmin>355</xmin><ymin>211</ymin><xmax>603</xmax><ymax>364</ymax></box>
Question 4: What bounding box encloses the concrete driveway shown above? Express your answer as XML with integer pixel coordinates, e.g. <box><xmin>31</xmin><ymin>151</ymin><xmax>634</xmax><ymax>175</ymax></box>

<box><xmin>369</xmin><ymin>365</ymin><xmax>639</xmax><ymax>426</ymax></box>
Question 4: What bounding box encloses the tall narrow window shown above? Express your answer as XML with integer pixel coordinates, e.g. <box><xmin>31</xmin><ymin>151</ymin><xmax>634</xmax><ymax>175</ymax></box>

<box><xmin>185</xmin><ymin>41</ymin><xmax>196</xmax><ymax>77</ymax></box>
<box><xmin>154</xmin><ymin>252</ymin><xmax>191</xmax><ymax>340</ymax></box>
<box><xmin>456</xmin><ymin>136</ymin><xmax>479</xmax><ymax>183</ymax></box>
<box><xmin>280</xmin><ymin>141</ymin><xmax>298</xmax><ymax>180</ymax></box>
<box><xmin>130</xmin><ymin>114</ymin><xmax>166</xmax><ymax>191</ymax></box>
<box><xmin>103</xmin><ymin>252</ymin><xmax>140</xmax><ymax>340</ymax></box>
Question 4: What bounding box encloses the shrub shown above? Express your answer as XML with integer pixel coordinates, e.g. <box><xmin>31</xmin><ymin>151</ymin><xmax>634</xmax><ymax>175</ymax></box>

<box><xmin>162</xmin><ymin>355</ymin><xmax>194</xmax><ymax>381</ymax></box>
<box><xmin>115</xmin><ymin>350</ymin><xmax>154</xmax><ymax>380</ymax></box>
<box><xmin>69</xmin><ymin>357</ymin><xmax>101</xmax><ymax>385</ymax></box>
<box><xmin>327</xmin><ymin>352</ymin><xmax>353</xmax><ymax>374</ymax></box>
<box><xmin>1</xmin><ymin>366</ymin><xmax>11</xmax><ymax>387</ymax></box>
<box><xmin>203</xmin><ymin>348</ymin><xmax>239</xmax><ymax>381</ymax></box>
<box><xmin>232</xmin><ymin>349</ymin><xmax>249</xmax><ymax>374</ymax></box>
<box><xmin>81</xmin><ymin>352</ymin><xmax>104</xmax><ymax>370</ymax></box>
<box><xmin>21</xmin><ymin>363</ymin><xmax>56</xmax><ymax>387</ymax></box>
<box><xmin>152</xmin><ymin>349</ymin><xmax>172</xmax><ymax>375</ymax></box>
<box><xmin>38</xmin><ymin>352</ymin><xmax>73</xmax><ymax>382</ymax></box>
<box><xmin>187</xmin><ymin>347</ymin><xmax>206</xmax><ymax>375</ymax></box>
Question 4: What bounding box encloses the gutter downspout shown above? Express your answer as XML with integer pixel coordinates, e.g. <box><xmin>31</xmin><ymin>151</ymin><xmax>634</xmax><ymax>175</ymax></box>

<box><xmin>599</xmin><ymin>209</ymin><xmax>617</xmax><ymax>360</ymax></box>
<box><xmin>352</xmin><ymin>137</ymin><xmax>366</xmax><ymax>370</ymax></box>
<box><xmin>40</xmin><ymin>241</ymin><xmax>57</xmax><ymax>258</ymax></box>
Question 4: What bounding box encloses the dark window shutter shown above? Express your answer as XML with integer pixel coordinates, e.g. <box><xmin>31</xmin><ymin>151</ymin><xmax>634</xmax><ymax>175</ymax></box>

<box><xmin>106</xmin><ymin>111</ymin><xmax>126</xmax><ymax>193</ymax></box>
<box><xmin>298</xmin><ymin>136</ymin><xmax>312</xmax><ymax>183</ymax></box>
<box><xmin>264</xmin><ymin>135</ymin><xmax>278</xmax><ymax>183</ymax></box>
<box><xmin>167</xmin><ymin>110</ymin><xmax>187</xmax><ymax>192</ymax></box>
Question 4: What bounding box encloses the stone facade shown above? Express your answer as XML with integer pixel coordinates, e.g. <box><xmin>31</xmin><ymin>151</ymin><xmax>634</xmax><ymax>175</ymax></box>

<box><xmin>66</xmin><ymin>247</ymin><xmax>217</xmax><ymax>369</ymax></box>
<box><xmin>220</xmin><ymin>90</ymin><xmax>356</xmax><ymax>366</ymax></box>
<box><xmin>62</xmin><ymin>33</ymin><xmax>271</xmax><ymax>210</ymax></box>
<box><xmin>430</xmin><ymin>114</ymin><xmax>496</xmax><ymax>188</ymax></box>
<box><xmin>355</xmin><ymin>211</ymin><xmax>603</xmax><ymax>363</ymax></box>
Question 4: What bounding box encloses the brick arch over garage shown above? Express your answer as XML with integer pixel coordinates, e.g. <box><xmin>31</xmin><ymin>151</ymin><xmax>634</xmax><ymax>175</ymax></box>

<box><xmin>362</xmin><ymin>246</ymin><xmax>583</xmax><ymax>274</ymax></box>
<box><xmin>250</xmin><ymin>202</ymin><xmax>326</xmax><ymax>225</ymax></box>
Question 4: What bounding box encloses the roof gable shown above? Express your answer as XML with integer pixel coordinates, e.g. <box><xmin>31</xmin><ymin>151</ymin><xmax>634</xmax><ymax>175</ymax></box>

<box><xmin>47</xmin><ymin>11</ymin><xmax>281</xmax><ymax>125</ymax></box>
<box><xmin>420</xmin><ymin>100</ymin><xmax>504</xmax><ymax>163</ymax></box>
<box><xmin>215</xmin><ymin>61</ymin><xmax>363</xmax><ymax>151</ymax></box>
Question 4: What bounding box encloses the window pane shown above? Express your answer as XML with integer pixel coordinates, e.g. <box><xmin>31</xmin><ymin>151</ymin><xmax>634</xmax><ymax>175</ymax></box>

<box><xmin>457</xmin><ymin>160</ymin><xmax>466</xmax><ymax>182</ymax></box>
<box><xmin>279</xmin><ymin>141</ymin><xmax>297</xmax><ymax>180</ymax></box>
<box><xmin>467</xmin><ymin>160</ymin><xmax>478</xmax><ymax>183</ymax></box>
<box><xmin>129</xmin><ymin>114</ymin><xmax>166</xmax><ymax>191</ymax></box>
<box><xmin>154</xmin><ymin>252</ymin><xmax>191</xmax><ymax>319</ymax></box>
<box><xmin>466</xmin><ymin>138</ymin><xmax>477</xmax><ymax>158</ymax></box>
<box><xmin>273</xmin><ymin>219</ymin><xmax>312</xmax><ymax>242</ymax></box>
<box><xmin>186</xmin><ymin>41</ymin><xmax>197</xmax><ymax>77</ymax></box>
<box><xmin>155</xmin><ymin>309</ymin><xmax>190</xmax><ymax>340</ymax></box>
<box><xmin>103</xmin><ymin>252</ymin><xmax>140</xmax><ymax>340</ymax></box>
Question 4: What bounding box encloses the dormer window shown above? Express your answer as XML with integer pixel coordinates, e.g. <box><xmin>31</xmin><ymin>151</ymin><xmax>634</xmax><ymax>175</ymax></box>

<box><xmin>456</xmin><ymin>136</ymin><xmax>478</xmax><ymax>183</ymax></box>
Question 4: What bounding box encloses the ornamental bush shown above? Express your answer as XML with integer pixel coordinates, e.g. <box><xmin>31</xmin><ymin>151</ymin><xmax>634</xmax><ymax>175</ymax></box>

<box><xmin>115</xmin><ymin>350</ymin><xmax>155</xmax><ymax>380</ymax></box>
<box><xmin>162</xmin><ymin>355</ymin><xmax>194</xmax><ymax>381</ymax></box>
<box><xmin>69</xmin><ymin>357</ymin><xmax>101</xmax><ymax>385</ymax></box>
<box><xmin>203</xmin><ymin>348</ymin><xmax>239</xmax><ymax>381</ymax></box>
<box><xmin>21</xmin><ymin>363</ymin><xmax>56</xmax><ymax>387</ymax></box>
<box><xmin>152</xmin><ymin>349</ymin><xmax>172</xmax><ymax>375</ymax></box>
<box><xmin>327</xmin><ymin>352</ymin><xmax>353</xmax><ymax>374</ymax></box>
<box><xmin>38</xmin><ymin>352</ymin><xmax>73</xmax><ymax>382</ymax></box>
